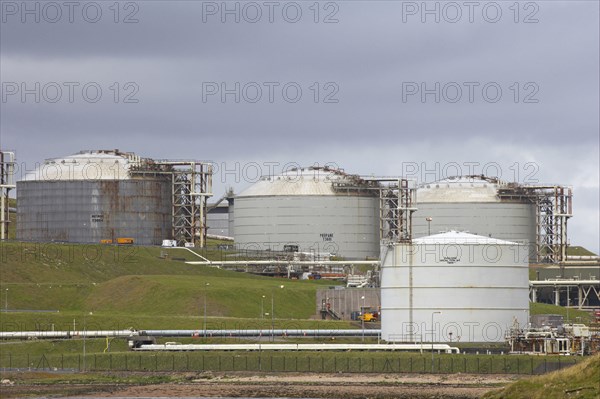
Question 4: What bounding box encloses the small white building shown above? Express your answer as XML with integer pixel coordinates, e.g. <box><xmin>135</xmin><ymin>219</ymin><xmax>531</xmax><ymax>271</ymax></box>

<box><xmin>381</xmin><ymin>231</ymin><xmax>529</xmax><ymax>343</ymax></box>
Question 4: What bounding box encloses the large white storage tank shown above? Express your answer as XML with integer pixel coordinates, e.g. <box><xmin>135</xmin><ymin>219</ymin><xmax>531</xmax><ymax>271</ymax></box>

<box><xmin>233</xmin><ymin>167</ymin><xmax>380</xmax><ymax>260</ymax></box>
<box><xmin>412</xmin><ymin>176</ymin><xmax>536</xmax><ymax>247</ymax></box>
<box><xmin>381</xmin><ymin>231</ymin><xmax>529</xmax><ymax>343</ymax></box>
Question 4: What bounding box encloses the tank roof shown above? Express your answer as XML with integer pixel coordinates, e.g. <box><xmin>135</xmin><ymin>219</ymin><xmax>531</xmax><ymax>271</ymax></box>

<box><xmin>23</xmin><ymin>150</ymin><xmax>141</xmax><ymax>181</ymax></box>
<box><xmin>237</xmin><ymin>166</ymin><xmax>371</xmax><ymax>197</ymax></box>
<box><xmin>417</xmin><ymin>175</ymin><xmax>505</xmax><ymax>203</ymax></box>
<box><xmin>413</xmin><ymin>230</ymin><xmax>519</xmax><ymax>245</ymax></box>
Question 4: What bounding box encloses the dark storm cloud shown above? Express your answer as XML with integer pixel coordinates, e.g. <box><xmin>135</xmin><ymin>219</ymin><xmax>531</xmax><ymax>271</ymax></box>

<box><xmin>0</xmin><ymin>1</ymin><xmax>598</xmax><ymax>250</ymax></box>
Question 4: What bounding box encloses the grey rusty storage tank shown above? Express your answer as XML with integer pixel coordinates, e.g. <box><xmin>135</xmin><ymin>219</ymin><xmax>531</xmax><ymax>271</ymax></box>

<box><xmin>381</xmin><ymin>231</ymin><xmax>529</xmax><ymax>343</ymax></box>
<box><xmin>17</xmin><ymin>150</ymin><xmax>171</xmax><ymax>245</ymax></box>
<box><xmin>233</xmin><ymin>167</ymin><xmax>380</xmax><ymax>259</ymax></box>
<box><xmin>412</xmin><ymin>176</ymin><xmax>536</xmax><ymax>247</ymax></box>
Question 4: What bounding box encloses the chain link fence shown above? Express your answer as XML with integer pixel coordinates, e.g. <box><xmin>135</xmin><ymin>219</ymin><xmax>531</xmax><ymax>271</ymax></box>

<box><xmin>0</xmin><ymin>352</ymin><xmax>579</xmax><ymax>375</ymax></box>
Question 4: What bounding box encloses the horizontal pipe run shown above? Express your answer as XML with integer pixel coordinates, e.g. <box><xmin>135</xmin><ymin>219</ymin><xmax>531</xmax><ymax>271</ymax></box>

<box><xmin>134</xmin><ymin>343</ymin><xmax>460</xmax><ymax>354</ymax></box>
<box><xmin>0</xmin><ymin>329</ymin><xmax>381</xmax><ymax>340</ymax></box>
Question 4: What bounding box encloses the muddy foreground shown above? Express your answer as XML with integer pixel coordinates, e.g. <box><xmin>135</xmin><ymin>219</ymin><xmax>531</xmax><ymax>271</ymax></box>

<box><xmin>0</xmin><ymin>371</ymin><xmax>520</xmax><ymax>398</ymax></box>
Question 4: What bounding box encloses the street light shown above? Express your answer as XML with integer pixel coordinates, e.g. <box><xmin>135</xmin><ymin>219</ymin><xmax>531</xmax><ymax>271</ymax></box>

<box><xmin>431</xmin><ymin>311</ymin><xmax>442</xmax><ymax>373</ymax></box>
<box><xmin>361</xmin><ymin>295</ymin><xmax>366</xmax><ymax>342</ymax></box>
<box><xmin>426</xmin><ymin>217</ymin><xmax>433</xmax><ymax>236</ymax></box>
<box><xmin>203</xmin><ymin>282</ymin><xmax>210</xmax><ymax>338</ymax></box>
<box><xmin>261</xmin><ymin>295</ymin><xmax>266</xmax><ymax>319</ymax></box>
<box><xmin>271</xmin><ymin>285</ymin><xmax>284</xmax><ymax>342</ymax></box>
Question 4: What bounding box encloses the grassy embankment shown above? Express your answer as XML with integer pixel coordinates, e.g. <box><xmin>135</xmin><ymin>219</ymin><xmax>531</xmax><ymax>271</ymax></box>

<box><xmin>483</xmin><ymin>353</ymin><xmax>599</xmax><ymax>399</ymax></box>
<box><xmin>0</xmin><ymin>240</ymin><xmax>349</xmax><ymax>331</ymax></box>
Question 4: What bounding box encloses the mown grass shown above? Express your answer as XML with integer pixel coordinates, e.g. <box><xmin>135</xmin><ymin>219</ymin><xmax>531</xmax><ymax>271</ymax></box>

<box><xmin>483</xmin><ymin>353</ymin><xmax>600</xmax><ymax>399</ymax></box>
<box><xmin>0</xmin><ymin>241</ymin><xmax>339</xmax><ymax>322</ymax></box>
<box><xmin>530</xmin><ymin>302</ymin><xmax>592</xmax><ymax>324</ymax></box>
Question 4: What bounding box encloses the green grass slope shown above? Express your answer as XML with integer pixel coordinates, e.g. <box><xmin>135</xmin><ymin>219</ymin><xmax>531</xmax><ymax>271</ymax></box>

<box><xmin>483</xmin><ymin>354</ymin><xmax>600</xmax><ymax>399</ymax></box>
<box><xmin>530</xmin><ymin>302</ymin><xmax>592</xmax><ymax>324</ymax></box>
<box><xmin>0</xmin><ymin>241</ymin><xmax>340</xmax><ymax>329</ymax></box>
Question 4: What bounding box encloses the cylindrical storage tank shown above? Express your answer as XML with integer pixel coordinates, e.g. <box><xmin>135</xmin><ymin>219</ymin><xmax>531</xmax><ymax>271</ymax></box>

<box><xmin>17</xmin><ymin>151</ymin><xmax>172</xmax><ymax>245</ymax></box>
<box><xmin>233</xmin><ymin>167</ymin><xmax>380</xmax><ymax>260</ymax></box>
<box><xmin>412</xmin><ymin>176</ymin><xmax>536</xmax><ymax>248</ymax></box>
<box><xmin>381</xmin><ymin>231</ymin><xmax>529</xmax><ymax>343</ymax></box>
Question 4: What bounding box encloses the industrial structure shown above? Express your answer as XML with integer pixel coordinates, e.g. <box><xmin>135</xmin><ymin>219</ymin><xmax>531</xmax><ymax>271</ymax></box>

<box><xmin>380</xmin><ymin>231</ymin><xmax>530</xmax><ymax>343</ymax></box>
<box><xmin>16</xmin><ymin>150</ymin><xmax>212</xmax><ymax>246</ymax></box>
<box><xmin>412</xmin><ymin>176</ymin><xmax>573</xmax><ymax>263</ymax></box>
<box><xmin>233</xmin><ymin>166</ymin><xmax>381</xmax><ymax>259</ymax></box>
<box><xmin>0</xmin><ymin>150</ymin><xmax>16</xmax><ymax>241</ymax></box>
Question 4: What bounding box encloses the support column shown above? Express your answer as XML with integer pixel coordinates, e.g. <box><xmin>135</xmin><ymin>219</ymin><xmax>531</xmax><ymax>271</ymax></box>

<box><xmin>555</xmin><ymin>288</ymin><xmax>560</xmax><ymax>306</ymax></box>
<box><xmin>578</xmin><ymin>285</ymin><xmax>583</xmax><ymax>309</ymax></box>
<box><xmin>532</xmin><ymin>288</ymin><xmax>537</xmax><ymax>303</ymax></box>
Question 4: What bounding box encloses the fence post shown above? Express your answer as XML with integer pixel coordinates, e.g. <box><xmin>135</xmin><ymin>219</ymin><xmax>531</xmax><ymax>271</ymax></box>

<box><xmin>544</xmin><ymin>358</ymin><xmax>547</xmax><ymax>373</ymax></box>
<box><xmin>530</xmin><ymin>357</ymin><xmax>533</xmax><ymax>375</ymax></box>
<box><xmin>489</xmin><ymin>357</ymin><xmax>492</xmax><ymax>374</ymax></box>
<box><xmin>477</xmin><ymin>358</ymin><xmax>480</xmax><ymax>373</ymax></box>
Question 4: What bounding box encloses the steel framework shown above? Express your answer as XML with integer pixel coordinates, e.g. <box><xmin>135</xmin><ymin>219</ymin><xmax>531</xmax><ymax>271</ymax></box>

<box><xmin>131</xmin><ymin>159</ymin><xmax>213</xmax><ymax>247</ymax></box>
<box><xmin>0</xmin><ymin>151</ymin><xmax>16</xmax><ymax>240</ymax></box>
<box><xmin>498</xmin><ymin>184</ymin><xmax>572</xmax><ymax>263</ymax></box>
<box><xmin>379</xmin><ymin>178</ymin><xmax>417</xmax><ymax>243</ymax></box>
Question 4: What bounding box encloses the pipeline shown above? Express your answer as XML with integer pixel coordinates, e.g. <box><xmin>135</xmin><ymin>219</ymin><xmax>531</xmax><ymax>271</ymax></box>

<box><xmin>135</xmin><ymin>343</ymin><xmax>460</xmax><ymax>354</ymax></box>
<box><xmin>0</xmin><ymin>329</ymin><xmax>381</xmax><ymax>340</ymax></box>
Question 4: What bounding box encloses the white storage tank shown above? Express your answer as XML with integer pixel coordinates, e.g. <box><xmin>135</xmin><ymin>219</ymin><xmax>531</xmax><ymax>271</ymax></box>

<box><xmin>413</xmin><ymin>176</ymin><xmax>536</xmax><ymax>247</ymax></box>
<box><xmin>233</xmin><ymin>167</ymin><xmax>380</xmax><ymax>259</ymax></box>
<box><xmin>381</xmin><ymin>231</ymin><xmax>529</xmax><ymax>343</ymax></box>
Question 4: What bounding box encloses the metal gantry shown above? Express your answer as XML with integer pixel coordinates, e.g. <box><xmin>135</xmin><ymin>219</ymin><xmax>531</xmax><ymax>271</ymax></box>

<box><xmin>131</xmin><ymin>159</ymin><xmax>213</xmax><ymax>247</ymax></box>
<box><xmin>0</xmin><ymin>151</ymin><xmax>16</xmax><ymax>240</ymax></box>
<box><xmin>498</xmin><ymin>184</ymin><xmax>573</xmax><ymax>264</ymax></box>
<box><xmin>379</xmin><ymin>178</ymin><xmax>417</xmax><ymax>243</ymax></box>
<box><xmin>165</xmin><ymin>161</ymin><xmax>213</xmax><ymax>247</ymax></box>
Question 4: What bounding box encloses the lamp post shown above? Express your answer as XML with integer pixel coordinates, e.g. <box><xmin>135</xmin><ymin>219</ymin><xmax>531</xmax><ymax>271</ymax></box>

<box><xmin>4</xmin><ymin>288</ymin><xmax>7</xmax><ymax>310</ymax></box>
<box><xmin>426</xmin><ymin>217</ymin><xmax>433</xmax><ymax>236</ymax></box>
<box><xmin>271</xmin><ymin>285</ymin><xmax>284</xmax><ymax>342</ymax></box>
<box><xmin>361</xmin><ymin>295</ymin><xmax>365</xmax><ymax>342</ymax></box>
<box><xmin>431</xmin><ymin>311</ymin><xmax>441</xmax><ymax>373</ymax></box>
<box><xmin>261</xmin><ymin>295</ymin><xmax>266</xmax><ymax>319</ymax></box>
<box><xmin>203</xmin><ymin>283</ymin><xmax>210</xmax><ymax>338</ymax></box>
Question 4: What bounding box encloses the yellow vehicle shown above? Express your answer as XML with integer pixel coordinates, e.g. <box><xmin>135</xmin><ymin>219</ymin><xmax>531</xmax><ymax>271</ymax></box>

<box><xmin>359</xmin><ymin>307</ymin><xmax>379</xmax><ymax>322</ymax></box>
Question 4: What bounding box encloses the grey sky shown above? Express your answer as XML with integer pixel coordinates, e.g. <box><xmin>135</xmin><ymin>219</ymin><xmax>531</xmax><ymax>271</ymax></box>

<box><xmin>1</xmin><ymin>1</ymin><xmax>598</xmax><ymax>252</ymax></box>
